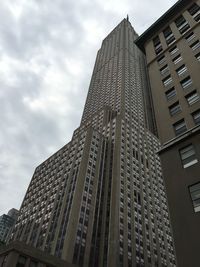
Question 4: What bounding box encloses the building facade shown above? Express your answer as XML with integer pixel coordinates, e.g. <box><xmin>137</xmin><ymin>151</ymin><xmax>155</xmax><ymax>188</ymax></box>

<box><xmin>7</xmin><ymin>19</ymin><xmax>177</xmax><ymax>267</ymax></box>
<box><xmin>0</xmin><ymin>241</ymin><xmax>75</xmax><ymax>267</ymax></box>
<box><xmin>0</xmin><ymin>209</ymin><xmax>19</xmax><ymax>243</ymax></box>
<box><xmin>135</xmin><ymin>0</ymin><xmax>200</xmax><ymax>266</ymax></box>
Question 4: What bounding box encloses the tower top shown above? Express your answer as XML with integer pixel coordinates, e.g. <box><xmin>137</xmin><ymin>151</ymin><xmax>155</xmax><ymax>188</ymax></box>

<box><xmin>127</xmin><ymin>14</ymin><xmax>129</xmax><ymax>21</ymax></box>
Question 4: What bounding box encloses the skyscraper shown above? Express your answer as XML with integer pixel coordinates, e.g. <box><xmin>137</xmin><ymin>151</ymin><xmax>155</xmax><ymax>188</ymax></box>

<box><xmin>7</xmin><ymin>18</ymin><xmax>176</xmax><ymax>267</ymax></box>
<box><xmin>135</xmin><ymin>0</ymin><xmax>200</xmax><ymax>266</ymax></box>
<box><xmin>0</xmin><ymin>209</ymin><xmax>19</xmax><ymax>243</ymax></box>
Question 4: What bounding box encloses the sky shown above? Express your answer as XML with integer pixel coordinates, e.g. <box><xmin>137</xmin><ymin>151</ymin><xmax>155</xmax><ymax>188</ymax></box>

<box><xmin>0</xmin><ymin>0</ymin><xmax>177</xmax><ymax>214</ymax></box>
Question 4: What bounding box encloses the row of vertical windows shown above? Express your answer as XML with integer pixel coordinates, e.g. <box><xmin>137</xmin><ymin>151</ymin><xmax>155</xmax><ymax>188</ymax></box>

<box><xmin>163</xmin><ymin>26</ymin><xmax>176</xmax><ymax>46</ymax></box>
<box><xmin>175</xmin><ymin>15</ymin><xmax>190</xmax><ymax>34</ymax></box>
<box><xmin>173</xmin><ymin>110</ymin><xmax>200</xmax><ymax>136</ymax></box>
<box><xmin>162</xmin><ymin>74</ymin><xmax>192</xmax><ymax>89</ymax></box>
<box><xmin>166</xmin><ymin>89</ymin><xmax>199</xmax><ymax>117</ymax></box>
<box><xmin>179</xmin><ymin>142</ymin><xmax>200</xmax><ymax>213</ymax></box>
<box><xmin>158</xmin><ymin>39</ymin><xmax>200</xmax><ymax>132</ymax></box>
<box><xmin>118</xmin><ymin>123</ymin><xmax>175</xmax><ymax>265</ymax></box>
<box><xmin>188</xmin><ymin>3</ymin><xmax>200</xmax><ymax>22</ymax></box>
<box><xmin>153</xmin><ymin>2</ymin><xmax>200</xmax><ymax>56</ymax></box>
<box><xmin>153</xmin><ymin>36</ymin><xmax>163</xmax><ymax>55</ymax></box>
<box><xmin>157</xmin><ymin>55</ymin><xmax>165</xmax><ymax>65</ymax></box>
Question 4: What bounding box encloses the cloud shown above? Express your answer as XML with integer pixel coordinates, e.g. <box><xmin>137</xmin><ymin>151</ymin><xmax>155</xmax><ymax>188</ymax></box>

<box><xmin>0</xmin><ymin>0</ymin><xmax>177</xmax><ymax>214</ymax></box>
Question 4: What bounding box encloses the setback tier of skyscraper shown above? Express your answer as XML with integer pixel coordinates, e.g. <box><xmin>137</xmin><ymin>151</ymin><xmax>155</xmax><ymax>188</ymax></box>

<box><xmin>7</xmin><ymin>19</ymin><xmax>176</xmax><ymax>266</ymax></box>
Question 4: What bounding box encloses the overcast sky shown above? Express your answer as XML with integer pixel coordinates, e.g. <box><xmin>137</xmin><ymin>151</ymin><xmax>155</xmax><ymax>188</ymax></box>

<box><xmin>0</xmin><ymin>0</ymin><xmax>177</xmax><ymax>215</ymax></box>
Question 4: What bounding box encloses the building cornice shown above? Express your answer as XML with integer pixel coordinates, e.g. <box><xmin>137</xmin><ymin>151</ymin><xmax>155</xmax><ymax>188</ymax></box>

<box><xmin>135</xmin><ymin>0</ymin><xmax>192</xmax><ymax>52</ymax></box>
<box><xmin>159</xmin><ymin>125</ymin><xmax>200</xmax><ymax>154</ymax></box>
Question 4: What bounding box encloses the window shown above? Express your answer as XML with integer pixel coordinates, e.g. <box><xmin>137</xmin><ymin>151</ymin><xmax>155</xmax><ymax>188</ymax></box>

<box><xmin>157</xmin><ymin>55</ymin><xmax>166</xmax><ymax>65</ymax></box>
<box><xmin>173</xmin><ymin>119</ymin><xmax>187</xmax><ymax>135</ymax></box>
<box><xmin>163</xmin><ymin>26</ymin><xmax>175</xmax><ymax>45</ymax></box>
<box><xmin>185</xmin><ymin>90</ymin><xmax>200</xmax><ymax>105</ymax></box>
<box><xmin>163</xmin><ymin>75</ymin><xmax>172</xmax><ymax>87</ymax></box>
<box><xmin>190</xmin><ymin>40</ymin><xmax>200</xmax><ymax>51</ymax></box>
<box><xmin>175</xmin><ymin>15</ymin><xmax>190</xmax><ymax>34</ymax></box>
<box><xmin>192</xmin><ymin>109</ymin><xmax>200</xmax><ymax>125</ymax></box>
<box><xmin>176</xmin><ymin>64</ymin><xmax>187</xmax><ymax>76</ymax></box>
<box><xmin>169</xmin><ymin>46</ymin><xmax>179</xmax><ymax>55</ymax></box>
<box><xmin>166</xmin><ymin>87</ymin><xmax>176</xmax><ymax>101</ymax></box>
<box><xmin>180</xmin><ymin>144</ymin><xmax>198</xmax><ymax>168</ymax></box>
<box><xmin>160</xmin><ymin>65</ymin><xmax>169</xmax><ymax>75</ymax></box>
<box><xmin>189</xmin><ymin>183</ymin><xmax>200</xmax><ymax>212</ymax></box>
<box><xmin>195</xmin><ymin>52</ymin><xmax>200</xmax><ymax>61</ymax></box>
<box><xmin>188</xmin><ymin>3</ymin><xmax>200</xmax><ymax>22</ymax></box>
<box><xmin>172</xmin><ymin>54</ymin><xmax>183</xmax><ymax>64</ymax></box>
<box><xmin>153</xmin><ymin>36</ymin><xmax>163</xmax><ymax>55</ymax></box>
<box><xmin>180</xmin><ymin>76</ymin><xmax>192</xmax><ymax>89</ymax></box>
<box><xmin>185</xmin><ymin>31</ymin><xmax>195</xmax><ymax>42</ymax></box>
<box><xmin>169</xmin><ymin>102</ymin><xmax>181</xmax><ymax>116</ymax></box>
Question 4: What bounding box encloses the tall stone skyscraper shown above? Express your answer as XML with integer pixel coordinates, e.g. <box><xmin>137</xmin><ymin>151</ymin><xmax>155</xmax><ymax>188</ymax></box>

<box><xmin>9</xmin><ymin>19</ymin><xmax>176</xmax><ymax>267</ymax></box>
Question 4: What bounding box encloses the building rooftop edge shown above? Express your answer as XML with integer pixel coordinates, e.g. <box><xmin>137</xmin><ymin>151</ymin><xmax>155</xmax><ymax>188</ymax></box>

<box><xmin>135</xmin><ymin>0</ymin><xmax>190</xmax><ymax>52</ymax></box>
<box><xmin>158</xmin><ymin>125</ymin><xmax>200</xmax><ymax>154</ymax></box>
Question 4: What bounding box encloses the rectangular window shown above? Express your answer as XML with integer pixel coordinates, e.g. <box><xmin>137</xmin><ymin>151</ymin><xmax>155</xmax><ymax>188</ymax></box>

<box><xmin>189</xmin><ymin>183</ymin><xmax>200</xmax><ymax>212</ymax></box>
<box><xmin>173</xmin><ymin>54</ymin><xmax>183</xmax><ymax>64</ymax></box>
<box><xmin>169</xmin><ymin>102</ymin><xmax>181</xmax><ymax>116</ymax></box>
<box><xmin>188</xmin><ymin>3</ymin><xmax>200</xmax><ymax>22</ymax></box>
<box><xmin>175</xmin><ymin>15</ymin><xmax>190</xmax><ymax>34</ymax></box>
<box><xmin>165</xmin><ymin>87</ymin><xmax>176</xmax><ymax>101</ymax></box>
<box><xmin>185</xmin><ymin>31</ymin><xmax>195</xmax><ymax>42</ymax></box>
<box><xmin>190</xmin><ymin>40</ymin><xmax>200</xmax><ymax>51</ymax></box>
<box><xmin>192</xmin><ymin>109</ymin><xmax>200</xmax><ymax>125</ymax></box>
<box><xmin>157</xmin><ymin>55</ymin><xmax>166</xmax><ymax>65</ymax></box>
<box><xmin>173</xmin><ymin>119</ymin><xmax>187</xmax><ymax>136</ymax></box>
<box><xmin>153</xmin><ymin>36</ymin><xmax>163</xmax><ymax>55</ymax></box>
<box><xmin>169</xmin><ymin>46</ymin><xmax>179</xmax><ymax>55</ymax></box>
<box><xmin>186</xmin><ymin>90</ymin><xmax>200</xmax><ymax>105</ymax></box>
<box><xmin>180</xmin><ymin>76</ymin><xmax>192</xmax><ymax>89</ymax></box>
<box><xmin>195</xmin><ymin>52</ymin><xmax>200</xmax><ymax>61</ymax></box>
<box><xmin>160</xmin><ymin>65</ymin><xmax>169</xmax><ymax>75</ymax></box>
<box><xmin>163</xmin><ymin>26</ymin><xmax>176</xmax><ymax>45</ymax></box>
<box><xmin>163</xmin><ymin>75</ymin><xmax>173</xmax><ymax>87</ymax></box>
<box><xmin>180</xmin><ymin>144</ymin><xmax>198</xmax><ymax>168</ymax></box>
<box><xmin>176</xmin><ymin>64</ymin><xmax>187</xmax><ymax>76</ymax></box>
